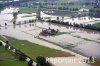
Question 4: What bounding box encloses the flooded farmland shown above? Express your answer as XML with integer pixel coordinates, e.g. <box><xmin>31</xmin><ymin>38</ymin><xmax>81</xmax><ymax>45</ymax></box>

<box><xmin>0</xmin><ymin>8</ymin><xmax>100</xmax><ymax>59</ymax></box>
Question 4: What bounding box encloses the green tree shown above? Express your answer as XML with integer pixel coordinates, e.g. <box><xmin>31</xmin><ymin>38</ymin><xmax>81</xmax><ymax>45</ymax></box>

<box><xmin>13</xmin><ymin>12</ymin><xmax>18</xmax><ymax>19</ymax></box>
<box><xmin>36</xmin><ymin>56</ymin><xmax>46</xmax><ymax>66</ymax></box>
<box><xmin>0</xmin><ymin>41</ymin><xmax>2</xmax><ymax>46</ymax></box>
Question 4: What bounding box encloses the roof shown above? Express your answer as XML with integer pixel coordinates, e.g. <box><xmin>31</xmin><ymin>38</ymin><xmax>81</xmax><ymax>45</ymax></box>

<box><xmin>79</xmin><ymin>8</ymin><xmax>89</xmax><ymax>12</ymax></box>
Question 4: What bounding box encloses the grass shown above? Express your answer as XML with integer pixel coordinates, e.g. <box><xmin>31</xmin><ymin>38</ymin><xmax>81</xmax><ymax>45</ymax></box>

<box><xmin>93</xmin><ymin>22</ymin><xmax>100</xmax><ymax>28</ymax></box>
<box><xmin>18</xmin><ymin>4</ymin><xmax>93</xmax><ymax>14</ymax></box>
<box><xmin>0</xmin><ymin>36</ymin><xmax>61</xmax><ymax>60</ymax></box>
<box><xmin>0</xmin><ymin>46</ymin><xmax>27</xmax><ymax>66</ymax></box>
<box><xmin>55</xmin><ymin>32</ymin><xmax>66</xmax><ymax>36</ymax></box>
<box><xmin>19</xmin><ymin>7</ymin><xmax>37</xmax><ymax>13</ymax></box>
<box><xmin>0</xmin><ymin>36</ymin><xmax>7</xmax><ymax>42</ymax></box>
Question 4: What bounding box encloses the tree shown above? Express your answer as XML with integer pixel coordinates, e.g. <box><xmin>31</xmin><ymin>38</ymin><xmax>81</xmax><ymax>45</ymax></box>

<box><xmin>28</xmin><ymin>59</ymin><xmax>33</xmax><ymax>66</ymax></box>
<box><xmin>14</xmin><ymin>49</ymin><xmax>27</xmax><ymax>61</ymax></box>
<box><xmin>6</xmin><ymin>41</ymin><xmax>9</xmax><ymax>44</ymax></box>
<box><xmin>19</xmin><ymin>53</ymin><xmax>27</xmax><ymax>61</ymax></box>
<box><xmin>5</xmin><ymin>44</ymin><xmax>9</xmax><ymax>49</ymax></box>
<box><xmin>36</xmin><ymin>56</ymin><xmax>46</xmax><ymax>66</ymax></box>
<box><xmin>56</xmin><ymin>17</ymin><xmax>59</xmax><ymax>21</ymax></box>
<box><xmin>0</xmin><ymin>41</ymin><xmax>2</xmax><ymax>46</ymax></box>
<box><xmin>13</xmin><ymin>12</ymin><xmax>18</xmax><ymax>19</ymax></box>
<box><xmin>62</xmin><ymin>17</ymin><xmax>64</xmax><ymax>21</ymax></box>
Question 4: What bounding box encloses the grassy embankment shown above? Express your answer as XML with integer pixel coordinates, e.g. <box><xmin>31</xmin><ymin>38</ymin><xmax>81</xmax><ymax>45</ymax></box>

<box><xmin>0</xmin><ymin>36</ymin><xmax>61</xmax><ymax>60</ymax></box>
<box><xmin>0</xmin><ymin>46</ymin><xmax>27</xmax><ymax>66</ymax></box>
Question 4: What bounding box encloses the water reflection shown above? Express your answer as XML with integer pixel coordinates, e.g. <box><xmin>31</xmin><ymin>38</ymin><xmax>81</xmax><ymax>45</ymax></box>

<box><xmin>13</xmin><ymin>25</ymin><xmax>16</xmax><ymax>29</ymax></box>
<box><xmin>74</xmin><ymin>42</ymin><xmax>100</xmax><ymax>58</ymax></box>
<box><xmin>5</xmin><ymin>26</ymin><xmax>7</xmax><ymax>29</ymax></box>
<box><xmin>29</xmin><ymin>24</ymin><xmax>31</xmax><ymax>27</ymax></box>
<box><xmin>24</xmin><ymin>24</ymin><xmax>27</xmax><ymax>28</ymax></box>
<box><xmin>32</xmin><ymin>21</ymin><xmax>100</xmax><ymax>58</ymax></box>
<box><xmin>48</xmin><ymin>22</ymin><xmax>100</xmax><ymax>34</ymax></box>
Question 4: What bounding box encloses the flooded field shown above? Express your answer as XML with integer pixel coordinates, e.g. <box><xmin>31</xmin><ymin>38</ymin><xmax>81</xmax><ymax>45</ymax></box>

<box><xmin>0</xmin><ymin>8</ymin><xmax>100</xmax><ymax>59</ymax></box>
<box><xmin>29</xmin><ymin>22</ymin><xmax>100</xmax><ymax>58</ymax></box>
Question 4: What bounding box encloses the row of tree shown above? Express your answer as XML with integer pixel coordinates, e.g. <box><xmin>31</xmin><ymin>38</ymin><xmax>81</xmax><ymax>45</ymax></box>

<box><xmin>47</xmin><ymin>20</ymin><xmax>100</xmax><ymax>31</ymax></box>
<box><xmin>0</xmin><ymin>40</ymin><xmax>51</xmax><ymax>66</ymax></box>
<box><xmin>89</xmin><ymin>9</ymin><xmax>100</xmax><ymax>18</ymax></box>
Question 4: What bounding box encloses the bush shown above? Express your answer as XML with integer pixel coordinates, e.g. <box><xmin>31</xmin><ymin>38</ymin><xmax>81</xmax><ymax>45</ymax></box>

<box><xmin>15</xmin><ymin>50</ymin><xmax>27</xmax><ymax>61</ymax></box>
<box><xmin>19</xmin><ymin>53</ymin><xmax>27</xmax><ymax>61</ymax></box>
<box><xmin>36</xmin><ymin>64</ymin><xmax>39</xmax><ymax>66</ymax></box>
<box><xmin>6</xmin><ymin>41</ymin><xmax>9</xmax><ymax>44</ymax></box>
<box><xmin>10</xmin><ymin>46</ymin><xmax>14</xmax><ymax>50</ymax></box>
<box><xmin>5</xmin><ymin>44</ymin><xmax>9</xmax><ymax>49</ymax></box>
<box><xmin>0</xmin><ymin>41</ymin><xmax>2</xmax><ymax>46</ymax></box>
<box><xmin>28</xmin><ymin>59</ymin><xmax>33</xmax><ymax>66</ymax></box>
<box><xmin>36</xmin><ymin>56</ymin><xmax>46</xmax><ymax>66</ymax></box>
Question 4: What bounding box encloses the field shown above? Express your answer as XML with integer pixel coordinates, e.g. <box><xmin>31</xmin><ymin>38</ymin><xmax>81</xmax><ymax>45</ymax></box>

<box><xmin>18</xmin><ymin>4</ymin><xmax>93</xmax><ymax>14</ymax></box>
<box><xmin>93</xmin><ymin>22</ymin><xmax>100</xmax><ymax>28</ymax></box>
<box><xmin>0</xmin><ymin>46</ymin><xmax>27</xmax><ymax>66</ymax></box>
<box><xmin>0</xmin><ymin>36</ymin><xmax>62</xmax><ymax>60</ymax></box>
<box><xmin>19</xmin><ymin>7</ymin><xmax>37</xmax><ymax>13</ymax></box>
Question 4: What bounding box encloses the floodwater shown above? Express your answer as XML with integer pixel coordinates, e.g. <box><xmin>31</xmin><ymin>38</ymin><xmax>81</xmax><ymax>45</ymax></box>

<box><xmin>0</xmin><ymin>8</ymin><xmax>100</xmax><ymax>59</ymax></box>
<box><xmin>35</xmin><ymin>22</ymin><xmax>100</xmax><ymax>58</ymax></box>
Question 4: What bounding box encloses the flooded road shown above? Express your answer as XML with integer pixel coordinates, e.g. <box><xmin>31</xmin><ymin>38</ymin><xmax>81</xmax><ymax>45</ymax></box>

<box><xmin>0</xmin><ymin>8</ymin><xmax>100</xmax><ymax>59</ymax></box>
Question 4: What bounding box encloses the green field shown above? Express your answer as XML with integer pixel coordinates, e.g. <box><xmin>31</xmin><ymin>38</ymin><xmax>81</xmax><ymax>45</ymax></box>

<box><xmin>0</xmin><ymin>36</ymin><xmax>61</xmax><ymax>60</ymax></box>
<box><xmin>0</xmin><ymin>46</ymin><xmax>27</xmax><ymax>66</ymax></box>
<box><xmin>93</xmin><ymin>22</ymin><xmax>100</xmax><ymax>28</ymax></box>
<box><xmin>18</xmin><ymin>4</ymin><xmax>93</xmax><ymax>14</ymax></box>
<box><xmin>19</xmin><ymin>7</ymin><xmax>37</xmax><ymax>13</ymax></box>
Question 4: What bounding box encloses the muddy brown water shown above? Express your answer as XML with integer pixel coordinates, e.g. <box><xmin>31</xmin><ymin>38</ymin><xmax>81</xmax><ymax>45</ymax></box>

<box><xmin>0</xmin><ymin>8</ymin><xmax>100</xmax><ymax>59</ymax></box>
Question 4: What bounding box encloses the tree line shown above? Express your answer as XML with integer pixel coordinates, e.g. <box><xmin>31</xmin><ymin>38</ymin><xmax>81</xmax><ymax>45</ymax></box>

<box><xmin>47</xmin><ymin>20</ymin><xmax>100</xmax><ymax>31</ymax></box>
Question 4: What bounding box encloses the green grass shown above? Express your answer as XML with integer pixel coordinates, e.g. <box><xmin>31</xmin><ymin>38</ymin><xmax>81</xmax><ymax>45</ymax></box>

<box><xmin>55</xmin><ymin>32</ymin><xmax>66</xmax><ymax>36</ymax></box>
<box><xmin>19</xmin><ymin>7</ymin><xmax>37</xmax><ymax>13</ymax></box>
<box><xmin>93</xmin><ymin>22</ymin><xmax>100</xmax><ymax>28</ymax></box>
<box><xmin>0</xmin><ymin>46</ymin><xmax>27</xmax><ymax>66</ymax></box>
<box><xmin>18</xmin><ymin>3</ymin><xmax>93</xmax><ymax>14</ymax></box>
<box><xmin>0</xmin><ymin>36</ymin><xmax>61</xmax><ymax>60</ymax></box>
<box><xmin>0</xmin><ymin>36</ymin><xmax>7</xmax><ymax>42</ymax></box>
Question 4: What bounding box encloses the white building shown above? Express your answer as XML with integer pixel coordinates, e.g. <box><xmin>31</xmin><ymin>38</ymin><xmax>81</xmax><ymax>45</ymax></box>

<box><xmin>78</xmin><ymin>8</ymin><xmax>89</xmax><ymax>14</ymax></box>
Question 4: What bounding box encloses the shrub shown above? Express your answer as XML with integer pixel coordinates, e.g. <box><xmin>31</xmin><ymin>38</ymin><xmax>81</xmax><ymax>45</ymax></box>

<box><xmin>0</xmin><ymin>41</ymin><xmax>2</xmax><ymax>46</ymax></box>
<box><xmin>5</xmin><ymin>44</ymin><xmax>9</xmax><ymax>49</ymax></box>
<box><xmin>36</xmin><ymin>56</ymin><xmax>46</xmax><ymax>66</ymax></box>
<box><xmin>28</xmin><ymin>59</ymin><xmax>33</xmax><ymax>66</ymax></box>
<box><xmin>19</xmin><ymin>53</ymin><xmax>27</xmax><ymax>61</ymax></box>
<box><xmin>15</xmin><ymin>50</ymin><xmax>27</xmax><ymax>61</ymax></box>
<box><xmin>10</xmin><ymin>46</ymin><xmax>14</xmax><ymax>50</ymax></box>
<box><xmin>5</xmin><ymin>41</ymin><xmax>9</xmax><ymax>44</ymax></box>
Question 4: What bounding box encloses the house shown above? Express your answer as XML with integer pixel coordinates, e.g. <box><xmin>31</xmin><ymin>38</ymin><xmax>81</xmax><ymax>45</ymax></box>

<box><xmin>78</xmin><ymin>8</ymin><xmax>89</xmax><ymax>14</ymax></box>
